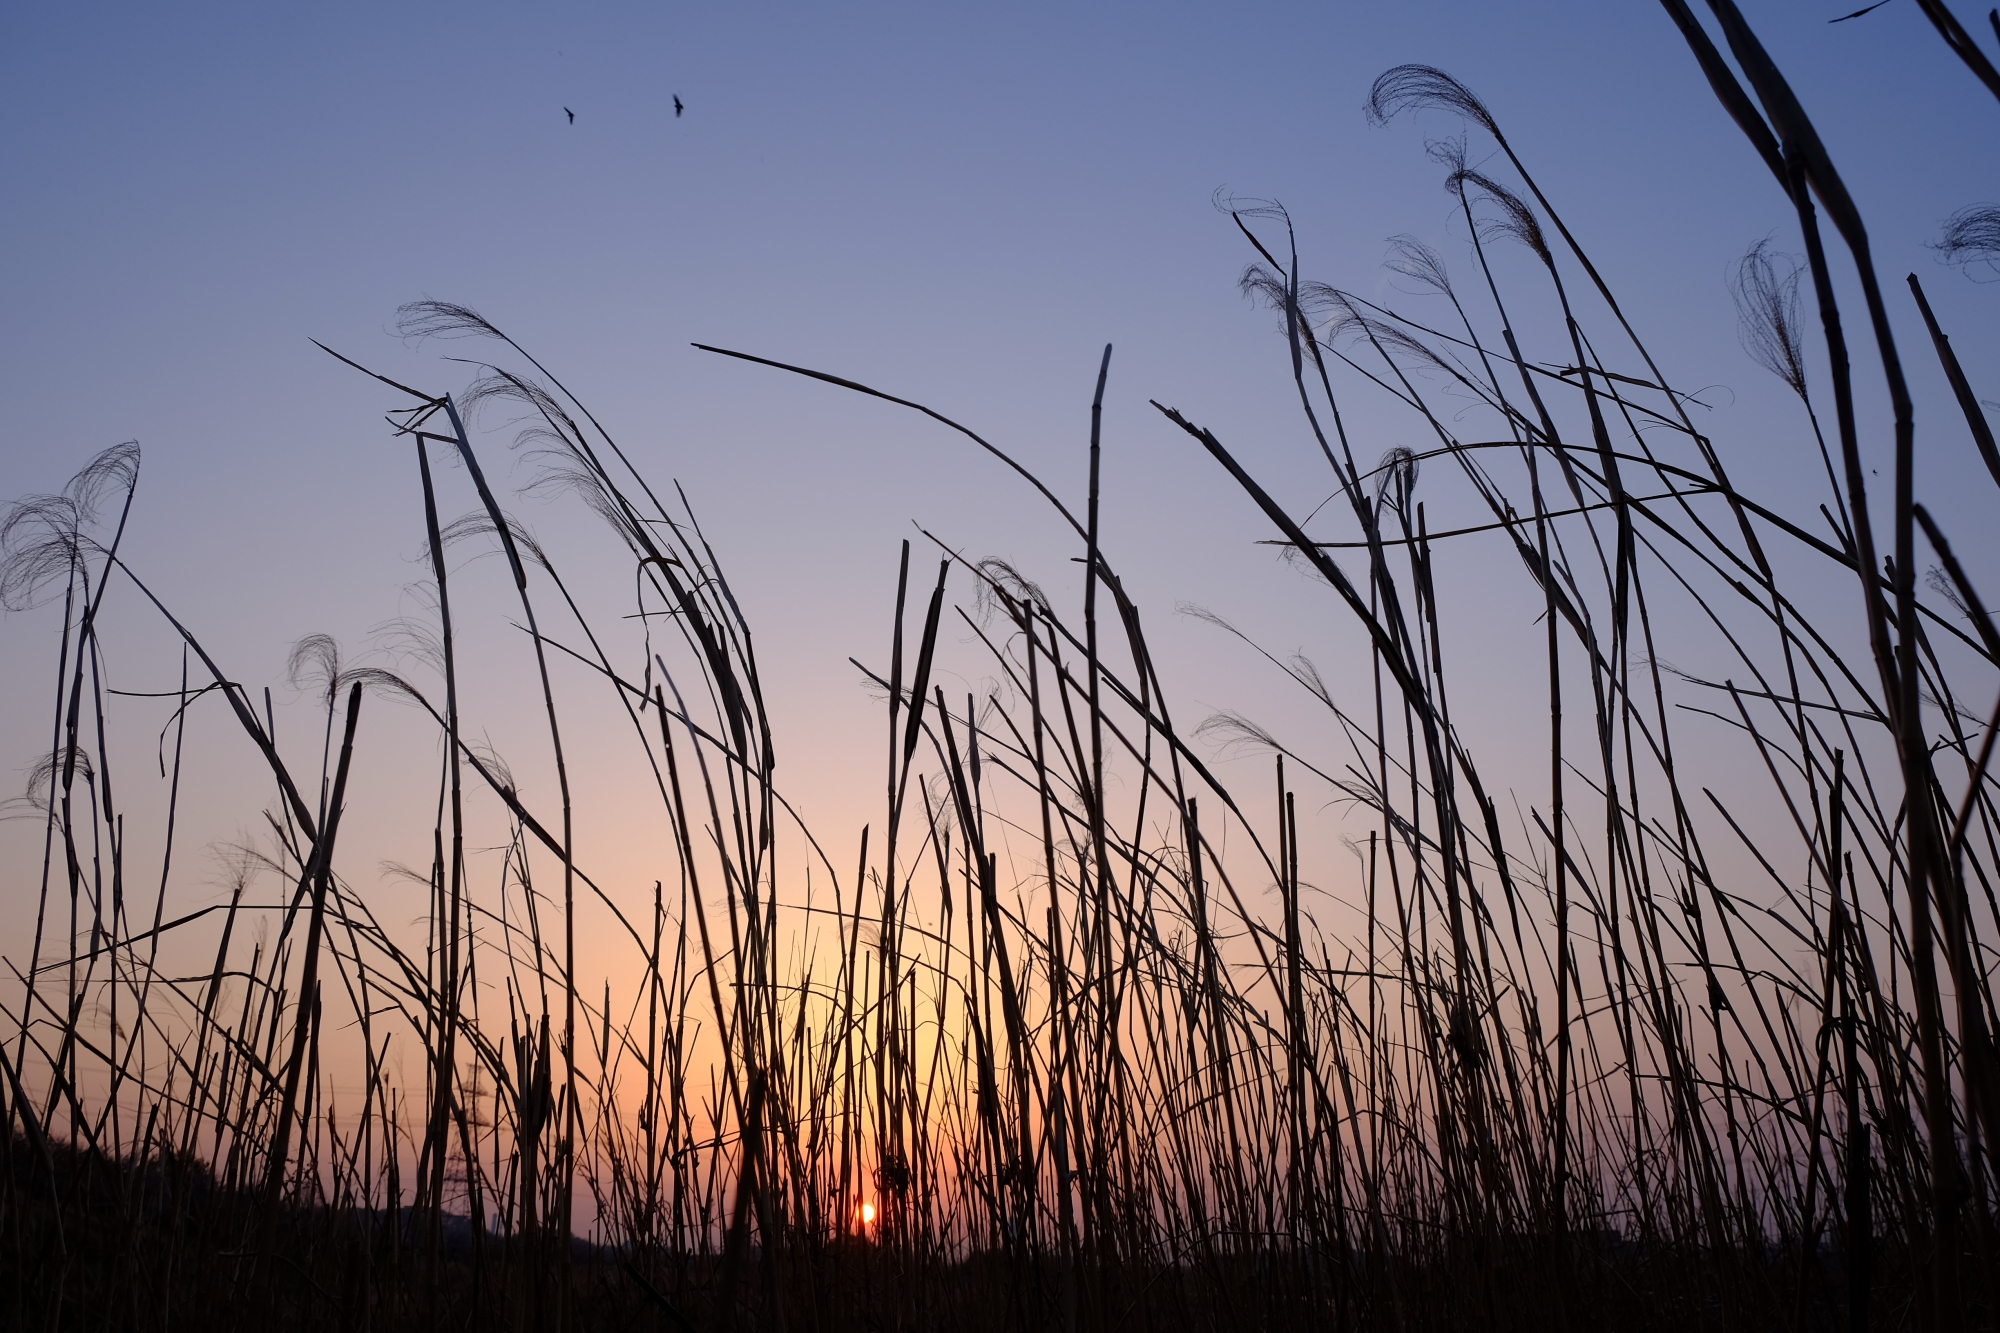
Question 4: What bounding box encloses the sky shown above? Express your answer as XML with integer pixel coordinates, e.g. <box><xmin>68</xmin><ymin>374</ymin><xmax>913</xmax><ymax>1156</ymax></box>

<box><xmin>3</xmin><ymin>0</ymin><xmax>1997</xmax><ymax>980</ymax></box>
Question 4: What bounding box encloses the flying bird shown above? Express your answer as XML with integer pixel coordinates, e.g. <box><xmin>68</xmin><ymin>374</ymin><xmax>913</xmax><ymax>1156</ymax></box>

<box><xmin>674</xmin><ymin>95</ymin><xmax>684</xmax><ymax>117</ymax></box>
<box><xmin>565</xmin><ymin>107</ymin><xmax>575</xmax><ymax>123</ymax></box>
<box><xmin>1829</xmin><ymin>0</ymin><xmax>1893</xmax><ymax>20</ymax></box>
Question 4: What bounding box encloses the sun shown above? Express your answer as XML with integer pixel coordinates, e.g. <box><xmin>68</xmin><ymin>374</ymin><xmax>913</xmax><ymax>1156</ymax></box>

<box><xmin>858</xmin><ymin>1201</ymin><xmax>877</xmax><ymax>1226</ymax></box>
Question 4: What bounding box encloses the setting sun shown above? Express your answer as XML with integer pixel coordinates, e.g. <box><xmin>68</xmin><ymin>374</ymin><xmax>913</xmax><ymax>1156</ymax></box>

<box><xmin>858</xmin><ymin>1201</ymin><xmax>877</xmax><ymax>1226</ymax></box>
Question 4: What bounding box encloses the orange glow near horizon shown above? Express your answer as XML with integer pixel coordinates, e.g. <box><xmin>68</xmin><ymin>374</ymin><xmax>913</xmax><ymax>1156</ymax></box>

<box><xmin>858</xmin><ymin>1200</ymin><xmax>877</xmax><ymax>1226</ymax></box>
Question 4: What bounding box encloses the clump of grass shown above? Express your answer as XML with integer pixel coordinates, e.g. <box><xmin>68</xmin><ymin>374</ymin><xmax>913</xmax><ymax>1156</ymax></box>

<box><xmin>3</xmin><ymin>7</ymin><xmax>1998</xmax><ymax>1330</ymax></box>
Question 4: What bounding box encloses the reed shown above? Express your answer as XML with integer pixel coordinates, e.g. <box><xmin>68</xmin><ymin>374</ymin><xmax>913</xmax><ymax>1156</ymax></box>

<box><xmin>3</xmin><ymin>7</ymin><xmax>1997</xmax><ymax>1328</ymax></box>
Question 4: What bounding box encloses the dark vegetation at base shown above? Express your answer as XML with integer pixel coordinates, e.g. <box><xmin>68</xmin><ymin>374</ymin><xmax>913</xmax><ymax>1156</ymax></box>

<box><xmin>3</xmin><ymin>1135</ymin><xmax>1977</xmax><ymax>1331</ymax></box>
<box><xmin>8</xmin><ymin>4</ymin><xmax>2000</xmax><ymax>1331</ymax></box>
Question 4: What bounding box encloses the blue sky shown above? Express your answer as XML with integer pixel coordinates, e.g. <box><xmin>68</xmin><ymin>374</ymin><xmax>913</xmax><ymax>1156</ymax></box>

<box><xmin>3</xmin><ymin>0</ymin><xmax>1996</xmax><ymax>919</ymax></box>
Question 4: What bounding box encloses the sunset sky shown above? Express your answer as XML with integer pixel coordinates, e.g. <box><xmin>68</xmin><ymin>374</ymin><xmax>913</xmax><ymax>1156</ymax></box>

<box><xmin>3</xmin><ymin>0</ymin><xmax>1996</xmax><ymax>941</ymax></box>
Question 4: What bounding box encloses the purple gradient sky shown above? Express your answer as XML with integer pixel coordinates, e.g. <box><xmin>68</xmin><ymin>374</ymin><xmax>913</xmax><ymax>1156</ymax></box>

<box><xmin>3</xmin><ymin>0</ymin><xmax>1996</xmax><ymax>948</ymax></box>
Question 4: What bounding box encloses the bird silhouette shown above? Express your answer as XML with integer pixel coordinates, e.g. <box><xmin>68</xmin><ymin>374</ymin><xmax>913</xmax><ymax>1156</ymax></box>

<box><xmin>565</xmin><ymin>107</ymin><xmax>575</xmax><ymax>123</ymax></box>
<box><xmin>673</xmin><ymin>95</ymin><xmax>684</xmax><ymax>117</ymax></box>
